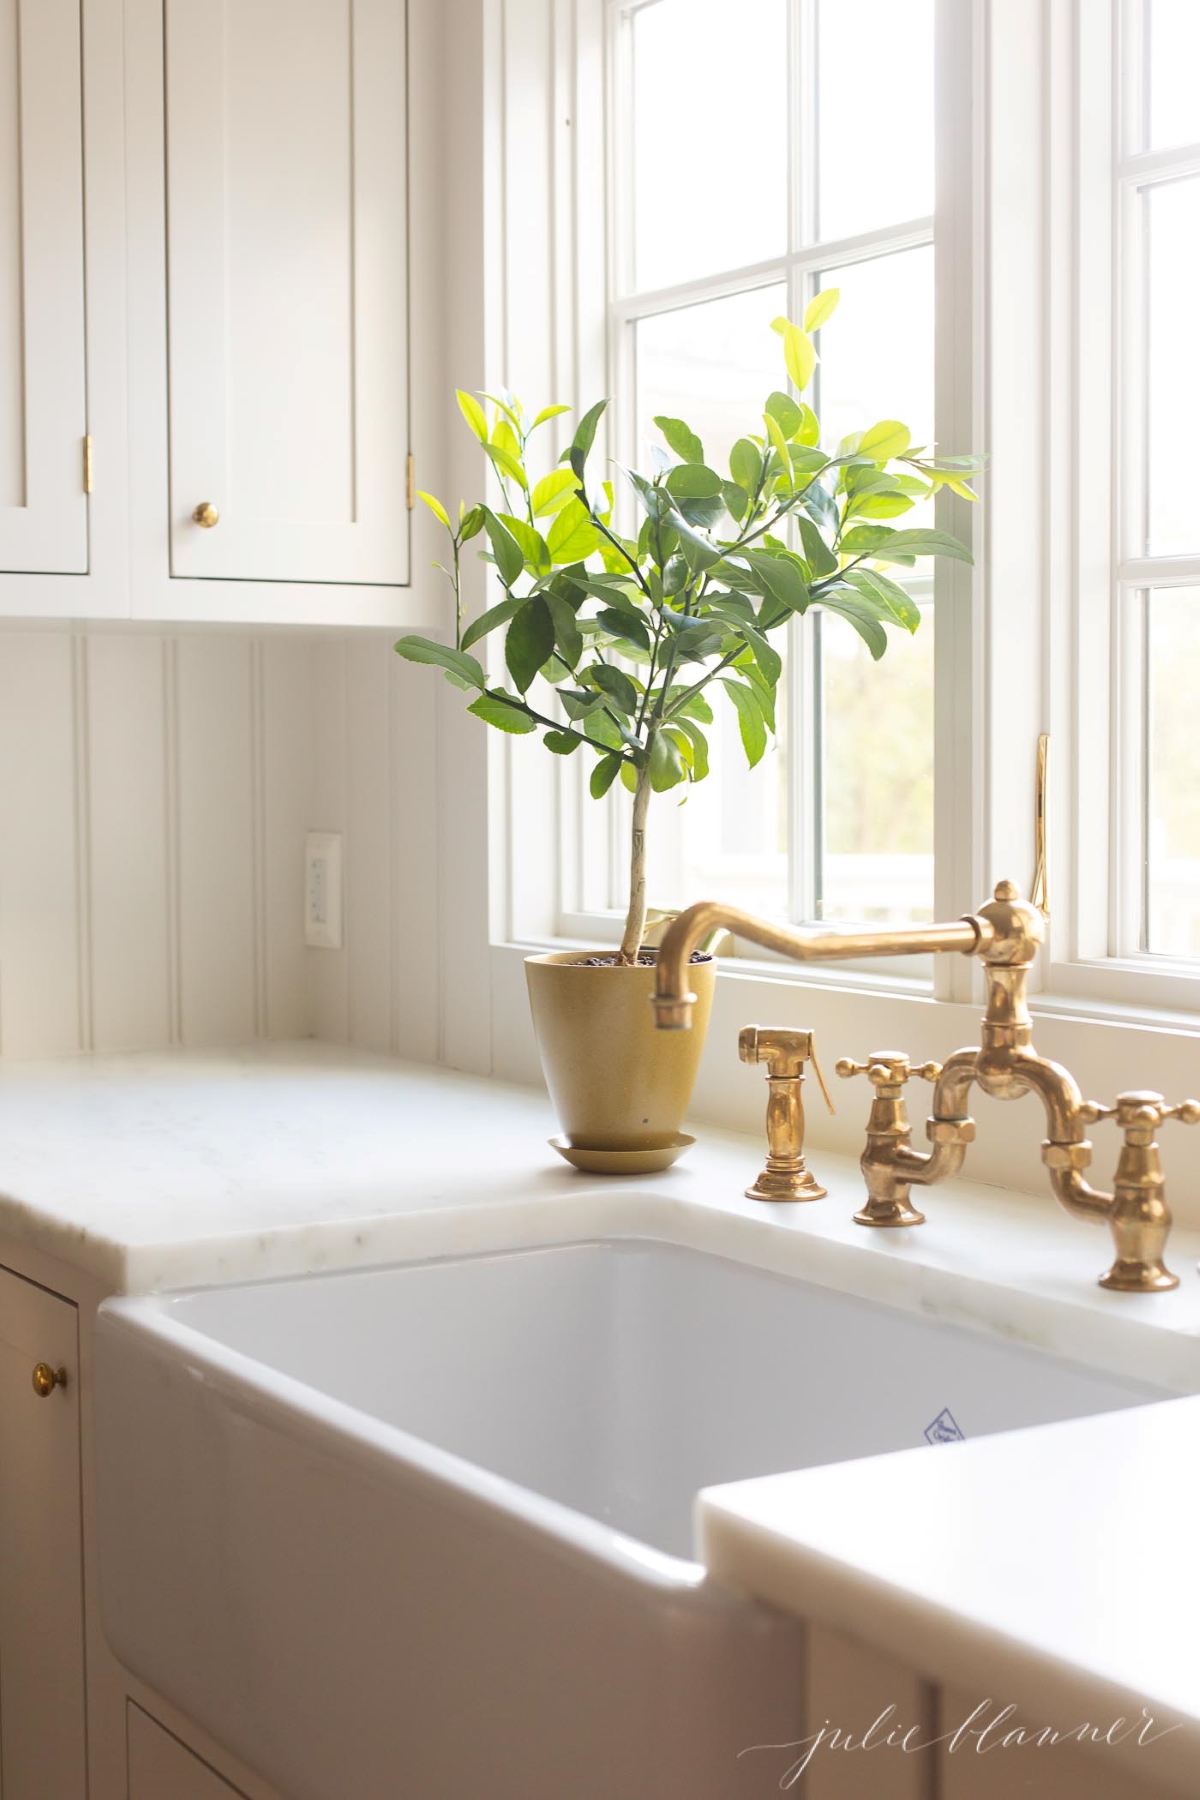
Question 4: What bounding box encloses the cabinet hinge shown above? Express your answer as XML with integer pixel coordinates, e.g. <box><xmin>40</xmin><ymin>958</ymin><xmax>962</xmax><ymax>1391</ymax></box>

<box><xmin>406</xmin><ymin>453</ymin><xmax>415</xmax><ymax>510</ymax></box>
<box><xmin>83</xmin><ymin>435</ymin><xmax>93</xmax><ymax>495</ymax></box>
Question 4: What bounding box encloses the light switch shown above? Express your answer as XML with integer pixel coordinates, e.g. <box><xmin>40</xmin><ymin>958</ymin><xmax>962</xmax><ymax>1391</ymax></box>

<box><xmin>305</xmin><ymin>831</ymin><xmax>343</xmax><ymax>949</ymax></box>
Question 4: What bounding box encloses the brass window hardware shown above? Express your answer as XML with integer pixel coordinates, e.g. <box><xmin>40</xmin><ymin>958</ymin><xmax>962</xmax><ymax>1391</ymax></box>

<box><xmin>31</xmin><ymin>1362</ymin><xmax>68</xmax><ymax>1398</ymax></box>
<box><xmin>82</xmin><ymin>435</ymin><xmax>93</xmax><ymax>495</ymax></box>
<box><xmin>192</xmin><ymin>502</ymin><xmax>220</xmax><ymax>528</ymax></box>
<box><xmin>655</xmin><ymin>879</ymin><xmax>1190</xmax><ymax>1294</ymax></box>
<box><xmin>738</xmin><ymin>1025</ymin><xmax>833</xmax><ymax>1202</ymax></box>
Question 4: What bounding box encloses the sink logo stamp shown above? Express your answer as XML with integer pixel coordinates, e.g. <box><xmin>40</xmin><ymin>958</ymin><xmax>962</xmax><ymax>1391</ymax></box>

<box><xmin>923</xmin><ymin>1407</ymin><xmax>965</xmax><ymax>1445</ymax></box>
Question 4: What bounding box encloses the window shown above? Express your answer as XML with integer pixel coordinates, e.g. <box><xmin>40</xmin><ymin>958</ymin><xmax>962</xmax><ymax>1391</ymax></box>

<box><xmin>1115</xmin><ymin>0</ymin><xmax>1200</xmax><ymax>964</ymax></box>
<box><xmin>562</xmin><ymin>0</ymin><xmax>940</xmax><ymax>941</ymax></box>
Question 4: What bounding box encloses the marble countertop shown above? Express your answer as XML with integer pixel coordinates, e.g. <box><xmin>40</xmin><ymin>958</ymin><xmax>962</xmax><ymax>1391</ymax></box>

<box><xmin>2</xmin><ymin>1039</ymin><xmax>1199</xmax><ymax>1789</ymax></box>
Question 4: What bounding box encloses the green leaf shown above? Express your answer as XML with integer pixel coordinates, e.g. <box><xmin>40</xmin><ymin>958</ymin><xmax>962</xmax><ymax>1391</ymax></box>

<box><xmin>545</xmin><ymin>591</ymin><xmax>583</xmax><ymax>667</ymax></box>
<box><xmin>496</xmin><ymin>512</ymin><xmax>550</xmax><ymax>574</ymax></box>
<box><xmin>595</xmin><ymin>607</ymin><xmax>651</xmax><ymax>654</ymax></box>
<box><xmin>506</xmin><ymin>596</ymin><xmax>556</xmax><ymax>692</ymax></box>
<box><xmin>567</xmin><ymin>398</ymin><xmax>608</xmax><ymax>479</ymax></box>
<box><xmin>461</xmin><ymin>595</ymin><xmax>525</xmax><ymax>651</ymax></box>
<box><xmin>543</xmin><ymin>729</ymin><xmax>579</xmax><ymax>755</ymax></box>
<box><xmin>839</xmin><ymin>524</ymin><xmax>898</xmax><ymax>556</ymax></box>
<box><xmin>730</xmin><ymin>438</ymin><xmax>763</xmax><ymax>493</ymax></box>
<box><xmin>532</xmin><ymin>468</ymin><xmax>581</xmax><ymax>517</ymax></box>
<box><xmin>484</xmin><ymin>441</ymin><xmax>528</xmax><ymax>490</ymax></box>
<box><xmin>764</xmin><ymin>410</ymin><xmax>793</xmax><ymax>488</ymax></box>
<box><xmin>648</xmin><ymin>730</ymin><xmax>686</xmax><ymax>793</ymax></box>
<box><xmin>483</xmin><ymin>509</ymin><xmax>526</xmax><ymax>587</ymax></box>
<box><xmin>456</xmin><ymin>390</ymin><xmax>488</xmax><ymax>442</ymax></box>
<box><xmin>859</xmin><ymin>420</ymin><xmax>912</xmax><ymax>462</ymax></box>
<box><xmin>664</xmin><ymin>687</ymin><xmax>713</xmax><ymax>724</ymax></box>
<box><xmin>843</xmin><ymin>568</ymin><xmax>922</xmax><ymax>632</ymax></box>
<box><xmin>547</xmin><ymin>499</ymin><xmax>602</xmax><ymax>565</ymax></box>
<box><xmin>770</xmin><ymin>315</ymin><xmax>789</xmax><ymax>336</ymax></box>
<box><xmin>871</xmin><ymin>529</ymin><xmax>974</xmax><ymax>565</ymax></box>
<box><xmin>590</xmin><ymin>752</ymin><xmax>622</xmax><ymax>798</ymax></box>
<box><xmin>803</xmin><ymin>287</ymin><xmax>840</xmax><ymax>332</ymax></box>
<box><xmin>722</xmin><ymin>479</ymin><xmax>748</xmax><ymax>522</ymax></box>
<box><xmin>721</xmin><ymin>679</ymin><xmax>768</xmax><ymax>768</ymax></box>
<box><xmin>666</xmin><ymin>509</ymin><xmax>723</xmax><ymax>572</ymax></box>
<box><xmin>459</xmin><ymin>505</ymin><xmax>485</xmax><ymax>542</ymax></box>
<box><xmin>743</xmin><ymin>549</ymin><xmax>810</xmax><ymax>615</ymax></box>
<box><xmin>796</xmin><ymin>515</ymin><xmax>838</xmax><ymax>578</ymax></box>
<box><xmin>416</xmin><ymin>491</ymin><xmax>451</xmax><ymax>530</ymax></box>
<box><xmin>675</xmin><ymin>718</ymin><xmax>709</xmax><ymax>780</ymax></box>
<box><xmin>765</xmin><ymin>391</ymin><xmax>803</xmax><ymax>439</ymax></box>
<box><xmin>665</xmin><ymin>463</ymin><xmax>722</xmax><ymax>499</ymax></box>
<box><xmin>588</xmin><ymin>662</ymin><xmax>639</xmax><ymax>717</ymax></box>
<box><xmin>817</xmin><ymin>596</ymin><xmax>888</xmax><ymax>660</ymax></box>
<box><xmin>558</xmin><ymin>686</ymin><xmax>604</xmax><ymax>721</ymax></box>
<box><xmin>741</xmin><ymin>625</ymin><xmax>782</xmax><ymax>687</ymax></box>
<box><xmin>532</xmin><ymin>403</ymin><xmax>572</xmax><ymax>429</ymax></box>
<box><xmin>653</xmin><ymin>416</ymin><xmax>704</xmax><ymax>465</ymax></box>
<box><xmin>783</xmin><ymin>324</ymin><xmax>816</xmax><ymax>392</ymax></box>
<box><xmin>467</xmin><ymin>692</ymin><xmax>538</xmax><ymax>733</ymax></box>
<box><xmin>846</xmin><ymin>491</ymin><xmax>914</xmax><ymax>521</ymax></box>
<box><xmin>394</xmin><ymin>636</ymin><xmax>485</xmax><ymax>689</ymax></box>
<box><xmin>585</xmin><ymin>710</ymin><xmax>625</xmax><ymax>752</ymax></box>
<box><xmin>619</xmin><ymin>761</ymin><xmax>639</xmax><ymax>794</ymax></box>
<box><xmin>795</xmin><ymin>403</ymin><xmax>821</xmax><ymax>447</ymax></box>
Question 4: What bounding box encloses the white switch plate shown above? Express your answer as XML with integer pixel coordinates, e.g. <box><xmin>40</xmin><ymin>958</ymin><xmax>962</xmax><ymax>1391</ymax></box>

<box><xmin>304</xmin><ymin>831</ymin><xmax>343</xmax><ymax>949</ymax></box>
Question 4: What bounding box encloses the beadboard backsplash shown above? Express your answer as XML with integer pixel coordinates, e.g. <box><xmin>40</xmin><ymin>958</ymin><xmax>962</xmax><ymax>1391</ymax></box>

<box><xmin>0</xmin><ymin>627</ymin><xmax>437</xmax><ymax>1063</ymax></box>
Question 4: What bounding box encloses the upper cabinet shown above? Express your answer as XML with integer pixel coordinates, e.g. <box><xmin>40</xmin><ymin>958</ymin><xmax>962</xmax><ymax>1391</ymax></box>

<box><xmin>163</xmin><ymin>0</ymin><xmax>409</xmax><ymax>590</ymax></box>
<box><xmin>0</xmin><ymin>0</ymin><xmax>88</xmax><ymax>577</ymax></box>
<box><xmin>0</xmin><ymin>0</ymin><xmax>429</xmax><ymax>626</ymax></box>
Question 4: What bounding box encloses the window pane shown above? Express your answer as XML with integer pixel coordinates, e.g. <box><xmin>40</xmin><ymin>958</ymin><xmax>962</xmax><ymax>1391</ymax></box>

<box><xmin>818</xmin><ymin>607</ymin><xmax>935</xmax><ymax>926</ymax></box>
<box><xmin>816</xmin><ymin>0</ymin><xmax>933</xmax><ymax>242</ymax></box>
<box><xmin>1146</xmin><ymin>179</ymin><xmax>1200</xmax><ymax>557</ymax></box>
<box><xmin>648</xmin><ymin>689</ymin><xmax>790</xmax><ymax>921</ymax></box>
<box><xmin>636</xmin><ymin>284</ymin><xmax>788</xmax><ymax>482</ymax></box>
<box><xmin>1146</xmin><ymin>587</ymin><xmax>1200</xmax><ymax>956</ymax></box>
<box><xmin>1146</xmin><ymin>0</ymin><xmax>1200</xmax><ymax>150</ymax></box>
<box><xmin>816</xmin><ymin>246</ymin><xmax>934</xmax><ymax>455</ymax></box>
<box><xmin>632</xmin><ymin>0</ymin><xmax>787</xmax><ymax>292</ymax></box>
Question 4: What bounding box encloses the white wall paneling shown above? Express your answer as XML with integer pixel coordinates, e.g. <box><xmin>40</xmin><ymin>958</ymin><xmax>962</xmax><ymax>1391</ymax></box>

<box><xmin>0</xmin><ymin>626</ymin><xmax>440</xmax><ymax>1063</ymax></box>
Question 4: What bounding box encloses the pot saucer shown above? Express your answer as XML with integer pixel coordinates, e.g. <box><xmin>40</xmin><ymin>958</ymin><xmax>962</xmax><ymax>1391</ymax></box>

<box><xmin>548</xmin><ymin>1134</ymin><xmax>695</xmax><ymax>1175</ymax></box>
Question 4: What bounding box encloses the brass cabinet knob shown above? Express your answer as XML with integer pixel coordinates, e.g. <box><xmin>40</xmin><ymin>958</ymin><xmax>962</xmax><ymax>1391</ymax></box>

<box><xmin>192</xmin><ymin>502</ymin><xmax>220</xmax><ymax>528</ymax></box>
<box><xmin>32</xmin><ymin>1362</ymin><xmax>68</xmax><ymax>1398</ymax></box>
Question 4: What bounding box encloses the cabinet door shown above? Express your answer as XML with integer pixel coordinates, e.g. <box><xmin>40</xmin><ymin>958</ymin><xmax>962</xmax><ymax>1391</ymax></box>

<box><xmin>128</xmin><ymin>1705</ymin><xmax>251</xmax><ymax>1800</ymax></box>
<box><xmin>0</xmin><ymin>0</ymin><xmax>88</xmax><ymax>574</ymax></box>
<box><xmin>164</xmin><ymin>0</ymin><xmax>409</xmax><ymax>587</ymax></box>
<box><xmin>0</xmin><ymin>1264</ymin><xmax>86</xmax><ymax>1799</ymax></box>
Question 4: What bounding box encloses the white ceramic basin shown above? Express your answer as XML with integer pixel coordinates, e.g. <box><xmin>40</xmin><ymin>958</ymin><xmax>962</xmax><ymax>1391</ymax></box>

<box><xmin>96</xmin><ymin>1236</ymin><xmax>1165</xmax><ymax>1800</ymax></box>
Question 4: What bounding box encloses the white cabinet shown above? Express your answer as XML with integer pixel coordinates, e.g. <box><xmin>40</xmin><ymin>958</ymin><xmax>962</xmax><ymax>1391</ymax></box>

<box><xmin>0</xmin><ymin>0</ymin><xmax>88</xmax><ymax>575</ymax></box>
<box><xmin>0</xmin><ymin>1263</ymin><xmax>87</xmax><ymax>1799</ymax></box>
<box><xmin>128</xmin><ymin>1704</ymin><xmax>249</xmax><ymax>1799</ymax></box>
<box><xmin>163</xmin><ymin>0</ymin><xmax>409</xmax><ymax>589</ymax></box>
<box><xmin>0</xmin><ymin>0</ymin><xmax>422</xmax><ymax>626</ymax></box>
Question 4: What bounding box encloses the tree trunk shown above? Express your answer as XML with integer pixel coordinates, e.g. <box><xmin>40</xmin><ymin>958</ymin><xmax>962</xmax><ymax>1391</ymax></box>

<box><xmin>617</xmin><ymin>754</ymin><xmax>653</xmax><ymax>964</ymax></box>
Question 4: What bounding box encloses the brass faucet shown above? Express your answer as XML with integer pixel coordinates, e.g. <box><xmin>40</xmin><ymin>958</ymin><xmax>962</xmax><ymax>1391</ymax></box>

<box><xmin>737</xmin><ymin>1026</ymin><xmax>833</xmax><ymax>1202</ymax></box>
<box><xmin>653</xmin><ymin>879</ymin><xmax>1196</xmax><ymax>1293</ymax></box>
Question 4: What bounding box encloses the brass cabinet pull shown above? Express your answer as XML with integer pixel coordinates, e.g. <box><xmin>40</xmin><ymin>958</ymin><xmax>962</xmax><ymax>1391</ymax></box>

<box><xmin>31</xmin><ymin>1362</ymin><xmax>68</xmax><ymax>1398</ymax></box>
<box><xmin>192</xmin><ymin>502</ymin><xmax>220</xmax><ymax>528</ymax></box>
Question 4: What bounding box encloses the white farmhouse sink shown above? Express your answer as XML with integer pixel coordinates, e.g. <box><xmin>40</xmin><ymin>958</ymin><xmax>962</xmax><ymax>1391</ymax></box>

<box><xmin>96</xmin><ymin>1236</ymin><xmax>1165</xmax><ymax>1800</ymax></box>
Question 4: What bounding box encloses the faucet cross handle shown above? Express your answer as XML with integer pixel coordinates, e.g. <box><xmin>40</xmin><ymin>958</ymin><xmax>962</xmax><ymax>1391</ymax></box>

<box><xmin>836</xmin><ymin>1052</ymin><xmax>942</xmax><ymax>1091</ymax></box>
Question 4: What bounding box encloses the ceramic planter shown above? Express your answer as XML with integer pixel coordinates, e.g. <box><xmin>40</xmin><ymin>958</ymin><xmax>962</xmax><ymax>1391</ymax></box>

<box><xmin>525</xmin><ymin>950</ymin><xmax>715</xmax><ymax>1167</ymax></box>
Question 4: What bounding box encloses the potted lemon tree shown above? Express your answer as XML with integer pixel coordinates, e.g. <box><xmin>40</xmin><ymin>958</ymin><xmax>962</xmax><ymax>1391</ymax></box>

<box><xmin>397</xmin><ymin>295</ymin><xmax>979</xmax><ymax>1165</ymax></box>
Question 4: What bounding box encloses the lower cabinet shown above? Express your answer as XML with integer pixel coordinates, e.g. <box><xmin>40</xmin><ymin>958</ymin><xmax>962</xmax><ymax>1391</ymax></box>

<box><xmin>128</xmin><ymin>1705</ymin><xmax>248</xmax><ymax>1800</ymax></box>
<box><xmin>0</xmin><ymin>1263</ymin><xmax>86</xmax><ymax>1799</ymax></box>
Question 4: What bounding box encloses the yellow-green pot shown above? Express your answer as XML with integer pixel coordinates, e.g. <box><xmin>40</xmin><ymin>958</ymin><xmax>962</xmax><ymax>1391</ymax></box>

<box><xmin>525</xmin><ymin>950</ymin><xmax>715</xmax><ymax>1152</ymax></box>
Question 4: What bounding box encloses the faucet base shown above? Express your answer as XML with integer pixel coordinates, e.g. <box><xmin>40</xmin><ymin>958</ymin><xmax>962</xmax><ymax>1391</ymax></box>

<box><xmin>745</xmin><ymin>1166</ymin><xmax>827</xmax><ymax>1203</ymax></box>
<box><xmin>853</xmin><ymin>1195</ymin><xmax>926</xmax><ymax>1228</ymax></box>
<box><xmin>1099</xmin><ymin>1260</ymin><xmax>1179</xmax><ymax>1293</ymax></box>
